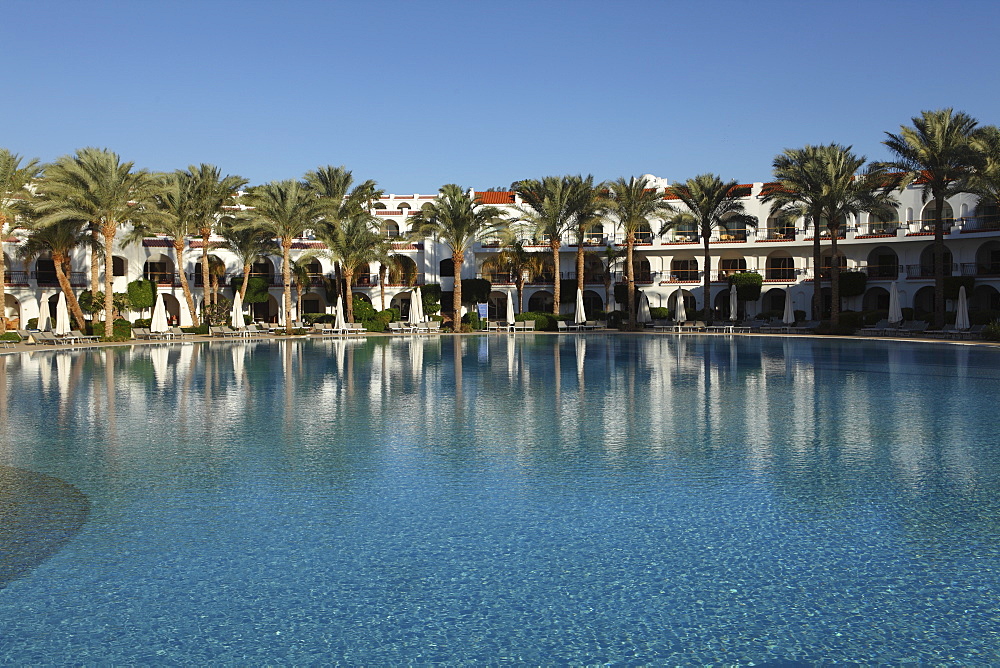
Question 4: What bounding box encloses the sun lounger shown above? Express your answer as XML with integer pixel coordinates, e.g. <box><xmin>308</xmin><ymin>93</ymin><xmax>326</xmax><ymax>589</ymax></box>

<box><xmin>858</xmin><ymin>319</ymin><xmax>889</xmax><ymax>336</ymax></box>
<box><xmin>557</xmin><ymin>321</ymin><xmax>580</xmax><ymax>332</ymax></box>
<box><xmin>899</xmin><ymin>321</ymin><xmax>929</xmax><ymax>337</ymax></box>
<box><xmin>34</xmin><ymin>331</ymin><xmax>65</xmax><ymax>345</ymax></box>
<box><xmin>70</xmin><ymin>329</ymin><xmax>100</xmax><ymax>344</ymax></box>
<box><xmin>170</xmin><ymin>326</ymin><xmax>194</xmax><ymax>339</ymax></box>
<box><xmin>210</xmin><ymin>326</ymin><xmax>241</xmax><ymax>338</ymax></box>
<box><xmin>513</xmin><ymin>320</ymin><xmax>534</xmax><ymax>332</ymax></box>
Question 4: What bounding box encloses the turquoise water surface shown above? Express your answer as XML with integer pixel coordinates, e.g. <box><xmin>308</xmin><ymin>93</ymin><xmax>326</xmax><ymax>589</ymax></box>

<box><xmin>0</xmin><ymin>335</ymin><xmax>998</xmax><ymax>664</ymax></box>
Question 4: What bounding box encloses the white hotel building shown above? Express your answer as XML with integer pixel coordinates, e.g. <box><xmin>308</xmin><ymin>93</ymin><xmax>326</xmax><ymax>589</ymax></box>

<box><xmin>4</xmin><ymin>175</ymin><xmax>1000</xmax><ymax>326</ymax></box>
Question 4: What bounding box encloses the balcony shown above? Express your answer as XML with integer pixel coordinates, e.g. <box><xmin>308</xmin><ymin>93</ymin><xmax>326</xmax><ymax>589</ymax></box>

<box><xmin>960</xmin><ymin>215</ymin><xmax>1000</xmax><ymax>233</ymax></box>
<box><xmin>32</xmin><ymin>271</ymin><xmax>88</xmax><ymax>287</ymax></box>
<box><xmin>3</xmin><ymin>270</ymin><xmax>29</xmax><ymax>285</ymax></box>
<box><xmin>857</xmin><ymin>264</ymin><xmax>901</xmax><ymax>280</ymax></box>
<box><xmin>759</xmin><ymin>229</ymin><xmax>797</xmax><ymax>242</ymax></box>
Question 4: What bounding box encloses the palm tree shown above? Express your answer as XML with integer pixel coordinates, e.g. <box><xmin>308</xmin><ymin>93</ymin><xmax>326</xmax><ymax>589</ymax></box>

<box><xmin>217</xmin><ymin>220</ymin><xmax>278</xmax><ymax>299</ymax></box>
<box><xmin>480</xmin><ymin>227</ymin><xmax>546</xmax><ymax>314</ymax></box>
<box><xmin>124</xmin><ymin>173</ymin><xmax>203</xmax><ymax>325</ymax></box>
<box><xmin>568</xmin><ymin>175</ymin><xmax>610</xmax><ymax>296</ymax></box>
<box><xmin>34</xmin><ymin>148</ymin><xmax>164</xmax><ymax>333</ymax></box>
<box><xmin>177</xmin><ymin>165</ymin><xmax>246</xmax><ymax>323</ymax></box>
<box><xmin>665</xmin><ymin>175</ymin><xmax>756</xmax><ymax>325</ymax></box>
<box><xmin>17</xmin><ymin>216</ymin><xmax>92</xmax><ymax>330</ymax></box>
<box><xmin>811</xmin><ymin>145</ymin><xmax>898</xmax><ymax>325</ymax></box>
<box><xmin>608</xmin><ymin>176</ymin><xmax>675</xmax><ymax>328</ymax></box>
<box><xmin>289</xmin><ymin>258</ymin><xmax>312</xmax><ymax>323</ymax></box>
<box><xmin>513</xmin><ymin>176</ymin><xmax>593</xmax><ymax>315</ymax></box>
<box><xmin>409</xmin><ymin>184</ymin><xmax>506</xmax><ymax>320</ymax></box>
<box><xmin>241</xmin><ymin>179</ymin><xmax>327</xmax><ymax>333</ymax></box>
<box><xmin>762</xmin><ymin>145</ymin><xmax>828</xmax><ymax>319</ymax></box>
<box><xmin>0</xmin><ymin>150</ymin><xmax>42</xmax><ymax>332</ymax></box>
<box><xmin>882</xmin><ymin>109</ymin><xmax>982</xmax><ymax>327</ymax></box>
<box><xmin>310</xmin><ymin>211</ymin><xmax>387</xmax><ymax>322</ymax></box>
<box><xmin>970</xmin><ymin>125</ymin><xmax>1000</xmax><ymax>228</ymax></box>
<box><xmin>593</xmin><ymin>243</ymin><xmax>625</xmax><ymax>314</ymax></box>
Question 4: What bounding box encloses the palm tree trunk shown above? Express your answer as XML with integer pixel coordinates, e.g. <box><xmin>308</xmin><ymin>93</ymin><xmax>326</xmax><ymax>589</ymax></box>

<box><xmin>933</xmin><ymin>195</ymin><xmax>946</xmax><ymax>328</ymax></box>
<box><xmin>379</xmin><ymin>264</ymin><xmax>387</xmax><ymax>311</ymax></box>
<box><xmin>703</xmin><ymin>230</ymin><xmax>712</xmax><ymax>325</ymax></box>
<box><xmin>515</xmin><ymin>277</ymin><xmax>524</xmax><ymax>315</ymax></box>
<box><xmin>174</xmin><ymin>241</ymin><xmax>200</xmax><ymax>327</ymax></box>
<box><xmin>90</xmin><ymin>226</ymin><xmax>100</xmax><ymax>294</ymax></box>
<box><xmin>102</xmin><ymin>225</ymin><xmax>116</xmax><ymax>333</ymax></box>
<box><xmin>452</xmin><ymin>251</ymin><xmax>463</xmax><ymax>320</ymax></box>
<box><xmin>296</xmin><ymin>282</ymin><xmax>302</xmax><ymax>324</ymax></box>
<box><xmin>550</xmin><ymin>240</ymin><xmax>561</xmax><ymax>316</ymax></box>
<box><xmin>811</xmin><ymin>208</ymin><xmax>822</xmax><ymax>320</ymax></box>
<box><xmin>201</xmin><ymin>229</ymin><xmax>211</xmax><ymax>324</ymax></box>
<box><xmin>830</xmin><ymin>231</ymin><xmax>841</xmax><ymax>326</ymax></box>
<box><xmin>626</xmin><ymin>235</ymin><xmax>636</xmax><ymax>328</ymax></box>
<box><xmin>240</xmin><ymin>264</ymin><xmax>251</xmax><ymax>299</ymax></box>
<box><xmin>0</xmin><ymin>239</ymin><xmax>7</xmax><ymax>332</ymax></box>
<box><xmin>344</xmin><ymin>268</ymin><xmax>355</xmax><ymax>322</ymax></box>
<box><xmin>282</xmin><ymin>241</ymin><xmax>293</xmax><ymax>333</ymax></box>
<box><xmin>53</xmin><ymin>252</ymin><xmax>87</xmax><ymax>330</ymax></box>
<box><xmin>576</xmin><ymin>232</ymin><xmax>585</xmax><ymax>296</ymax></box>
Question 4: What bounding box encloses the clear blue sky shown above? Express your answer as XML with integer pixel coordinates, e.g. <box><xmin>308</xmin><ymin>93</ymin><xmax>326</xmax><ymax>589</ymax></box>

<box><xmin>5</xmin><ymin>0</ymin><xmax>999</xmax><ymax>193</ymax></box>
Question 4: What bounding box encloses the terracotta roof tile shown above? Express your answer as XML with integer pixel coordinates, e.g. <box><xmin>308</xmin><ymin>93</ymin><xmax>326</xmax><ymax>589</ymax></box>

<box><xmin>475</xmin><ymin>191</ymin><xmax>516</xmax><ymax>205</ymax></box>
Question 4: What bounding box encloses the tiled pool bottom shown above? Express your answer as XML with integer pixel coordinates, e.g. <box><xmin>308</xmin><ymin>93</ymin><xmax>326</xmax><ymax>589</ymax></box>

<box><xmin>0</xmin><ymin>336</ymin><xmax>998</xmax><ymax>664</ymax></box>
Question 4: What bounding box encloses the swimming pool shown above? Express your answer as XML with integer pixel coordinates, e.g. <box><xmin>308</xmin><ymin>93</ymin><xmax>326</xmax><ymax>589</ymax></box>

<box><xmin>1</xmin><ymin>335</ymin><xmax>998</xmax><ymax>664</ymax></box>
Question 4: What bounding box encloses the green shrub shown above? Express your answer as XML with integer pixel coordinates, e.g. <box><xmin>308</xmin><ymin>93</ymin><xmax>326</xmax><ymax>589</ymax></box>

<box><xmin>650</xmin><ymin>307</ymin><xmax>670</xmax><ymax>320</ymax></box>
<box><xmin>944</xmin><ymin>276</ymin><xmax>975</xmax><ymax>301</ymax></box>
<box><xmin>27</xmin><ymin>318</ymin><xmax>38</xmax><ymax>329</ymax></box>
<box><xmin>92</xmin><ymin>318</ymin><xmax>132</xmax><ymax>340</ymax></box>
<box><xmin>461</xmin><ymin>278</ymin><xmax>492</xmax><ymax>304</ymax></box>
<box><xmin>127</xmin><ymin>279</ymin><xmax>156</xmax><ymax>312</ymax></box>
<box><xmin>0</xmin><ymin>332</ymin><xmax>20</xmax><ymax>342</ymax></box>
<box><xmin>838</xmin><ymin>271</ymin><xmax>867</xmax><ymax>298</ymax></box>
<box><xmin>837</xmin><ymin>310</ymin><xmax>863</xmax><ymax>331</ymax></box>
<box><xmin>972</xmin><ymin>309</ymin><xmax>1000</xmax><ymax>325</ymax></box>
<box><xmin>983</xmin><ymin>321</ymin><xmax>1000</xmax><ymax>341</ymax></box>
<box><xmin>515</xmin><ymin>311</ymin><xmax>558</xmax><ymax>331</ymax></box>
<box><xmin>462</xmin><ymin>311</ymin><xmax>483</xmax><ymax>330</ymax></box>
<box><xmin>133</xmin><ymin>318</ymin><xmax>152</xmax><ymax>327</ymax></box>
<box><xmin>730</xmin><ymin>272</ymin><xmax>763</xmax><ymax>301</ymax></box>
<box><xmin>185</xmin><ymin>324</ymin><xmax>209</xmax><ymax>335</ymax></box>
<box><xmin>422</xmin><ymin>284</ymin><xmax>442</xmax><ymax>315</ymax></box>
<box><xmin>230</xmin><ymin>276</ymin><xmax>270</xmax><ymax>304</ymax></box>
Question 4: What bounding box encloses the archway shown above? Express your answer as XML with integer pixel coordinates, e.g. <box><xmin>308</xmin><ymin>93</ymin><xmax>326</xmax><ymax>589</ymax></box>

<box><xmin>34</xmin><ymin>255</ymin><xmax>57</xmax><ymax>285</ymax></box>
<box><xmin>390</xmin><ymin>291</ymin><xmax>416</xmax><ymax>319</ymax></box>
<box><xmin>383</xmin><ymin>221</ymin><xmax>400</xmax><ymax>238</ymax></box>
<box><xmin>527</xmin><ymin>290</ymin><xmax>553</xmax><ymax>313</ymax></box>
<box><xmin>387</xmin><ymin>256</ymin><xmax>418</xmax><ymax>286</ymax></box>
<box><xmin>913</xmin><ymin>286</ymin><xmax>935</xmax><ymax>316</ymax></box>
<box><xmin>161</xmin><ymin>293</ymin><xmax>181</xmax><ymax>326</ymax></box>
<box><xmin>919</xmin><ymin>201</ymin><xmax>954</xmax><ymax>229</ymax></box>
<box><xmin>3</xmin><ymin>294</ymin><xmax>21</xmax><ymax>327</ymax></box>
<box><xmin>919</xmin><ymin>245</ymin><xmax>953</xmax><ymax>277</ymax></box>
<box><xmin>761</xmin><ymin>287</ymin><xmax>786</xmax><ymax>314</ymax></box>
<box><xmin>302</xmin><ymin>291</ymin><xmax>325</xmax><ymax>315</ymax></box>
<box><xmin>667</xmin><ymin>289</ymin><xmax>696</xmax><ymax>316</ymax></box>
<box><xmin>975</xmin><ymin>241</ymin><xmax>1000</xmax><ymax>275</ymax></box>
<box><xmin>583</xmin><ymin>289</ymin><xmax>603</xmax><ymax>315</ymax></box>
<box><xmin>714</xmin><ymin>289</ymin><xmax>738</xmax><ymax>320</ymax></box>
<box><xmin>865</xmin><ymin>246</ymin><xmax>898</xmax><ymax>279</ymax></box>
<box><xmin>670</xmin><ymin>258</ymin><xmax>698</xmax><ymax>282</ymax></box>
<box><xmin>765</xmin><ymin>251</ymin><xmax>794</xmax><ymax>280</ymax></box>
<box><xmin>487</xmin><ymin>290</ymin><xmax>514</xmax><ymax>319</ymax></box>
<box><xmin>971</xmin><ymin>285</ymin><xmax>1000</xmax><ymax>312</ymax></box>
<box><xmin>194</xmin><ymin>254</ymin><xmax>224</xmax><ymax>286</ymax></box>
<box><xmin>719</xmin><ymin>214</ymin><xmax>748</xmax><ymax>242</ymax></box>
<box><xmin>819</xmin><ymin>248</ymin><xmax>846</xmax><ymax>279</ymax></box>
<box><xmin>144</xmin><ymin>254</ymin><xmax>175</xmax><ymax>285</ymax></box>
<box><xmin>252</xmin><ymin>294</ymin><xmax>280</xmax><ymax>323</ymax></box>
<box><xmin>717</xmin><ymin>253</ymin><xmax>746</xmax><ymax>281</ymax></box>
<box><xmin>862</xmin><ymin>287</ymin><xmax>890</xmax><ymax>311</ymax></box>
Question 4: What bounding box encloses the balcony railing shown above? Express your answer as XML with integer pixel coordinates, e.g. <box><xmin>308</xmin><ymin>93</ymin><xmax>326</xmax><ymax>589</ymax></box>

<box><xmin>4</xmin><ymin>270</ymin><xmax>29</xmax><ymax>285</ymax></box>
<box><xmin>960</xmin><ymin>214</ymin><xmax>1000</xmax><ymax>232</ymax></box>
<box><xmin>760</xmin><ymin>229</ymin><xmax>797</xmax><ymax>241</ymax></box>
<box><xmin>857</xmin><ymin>264</ymin><xmax>901</xmax><ymax>280</ymax></box>
<box><xmin>31</xmin><ymin>271</ymin><xmax>88</xmax><ymax>287</ymax></box>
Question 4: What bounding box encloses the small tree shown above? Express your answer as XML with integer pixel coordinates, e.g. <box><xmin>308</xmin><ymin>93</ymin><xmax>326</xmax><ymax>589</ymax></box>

<box><xmin>127</xmin><ymin>278</ymin><xmax>156</xmax><ymax>318</ymax></box>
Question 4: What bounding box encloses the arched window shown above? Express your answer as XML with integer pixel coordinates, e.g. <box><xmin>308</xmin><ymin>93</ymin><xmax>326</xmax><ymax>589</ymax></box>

<box><xmin>670</xmin><ymin>258</ymin><xmax>698</xmax><ymax>281</ymax></box>
<box><xmin>865</xmin><ymin>246</ymin><xmax>898</xmax><ymax>279</ymax></box>
<box><xmin>384</xmin><ymin>221</ymin><xmax>400</xmax><ymax>238</ymax></box>
<box><xmin>718</xmin><ymin>256</ymin><xmax>746</xmax><ymax>279</ymax></box>
<box><xmin>112</xmin><ymin>256</ymin><xmax>128</xmax><ymax>277</ymax></box>
<box><xmin>919</xmin><ymin>201</ymin><xmax>954</xmax><ymax>230</ymax></box>
<box><xmin>975</xmin><ymin>241</ymin><xmax>1000</xmax><ymax>275</ymax></box>
<box><xmin>766</xmin><ymin>252</ymin><xmax>795</xmax><ymax>280</ymax></box>
<box><xmin>527</xmin><ymin>290</ymin><xmax>553</xmax><ymax>312</ymax></box>
<box><xmin>439</xmin><ymin>258</ymin><xmax>454</xmax><ymax>277</ymax></box>
<box><xmin>919</xmin><ymin>245</ymin><xmax>953</xmax><ymax>277</ymax></box>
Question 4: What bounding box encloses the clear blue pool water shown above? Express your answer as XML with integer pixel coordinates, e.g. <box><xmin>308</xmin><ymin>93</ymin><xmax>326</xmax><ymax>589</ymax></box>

<box><xmin>0</xmin><ymin>335</ymin><xmax>998</xmax><ymax>664</ymax></box>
